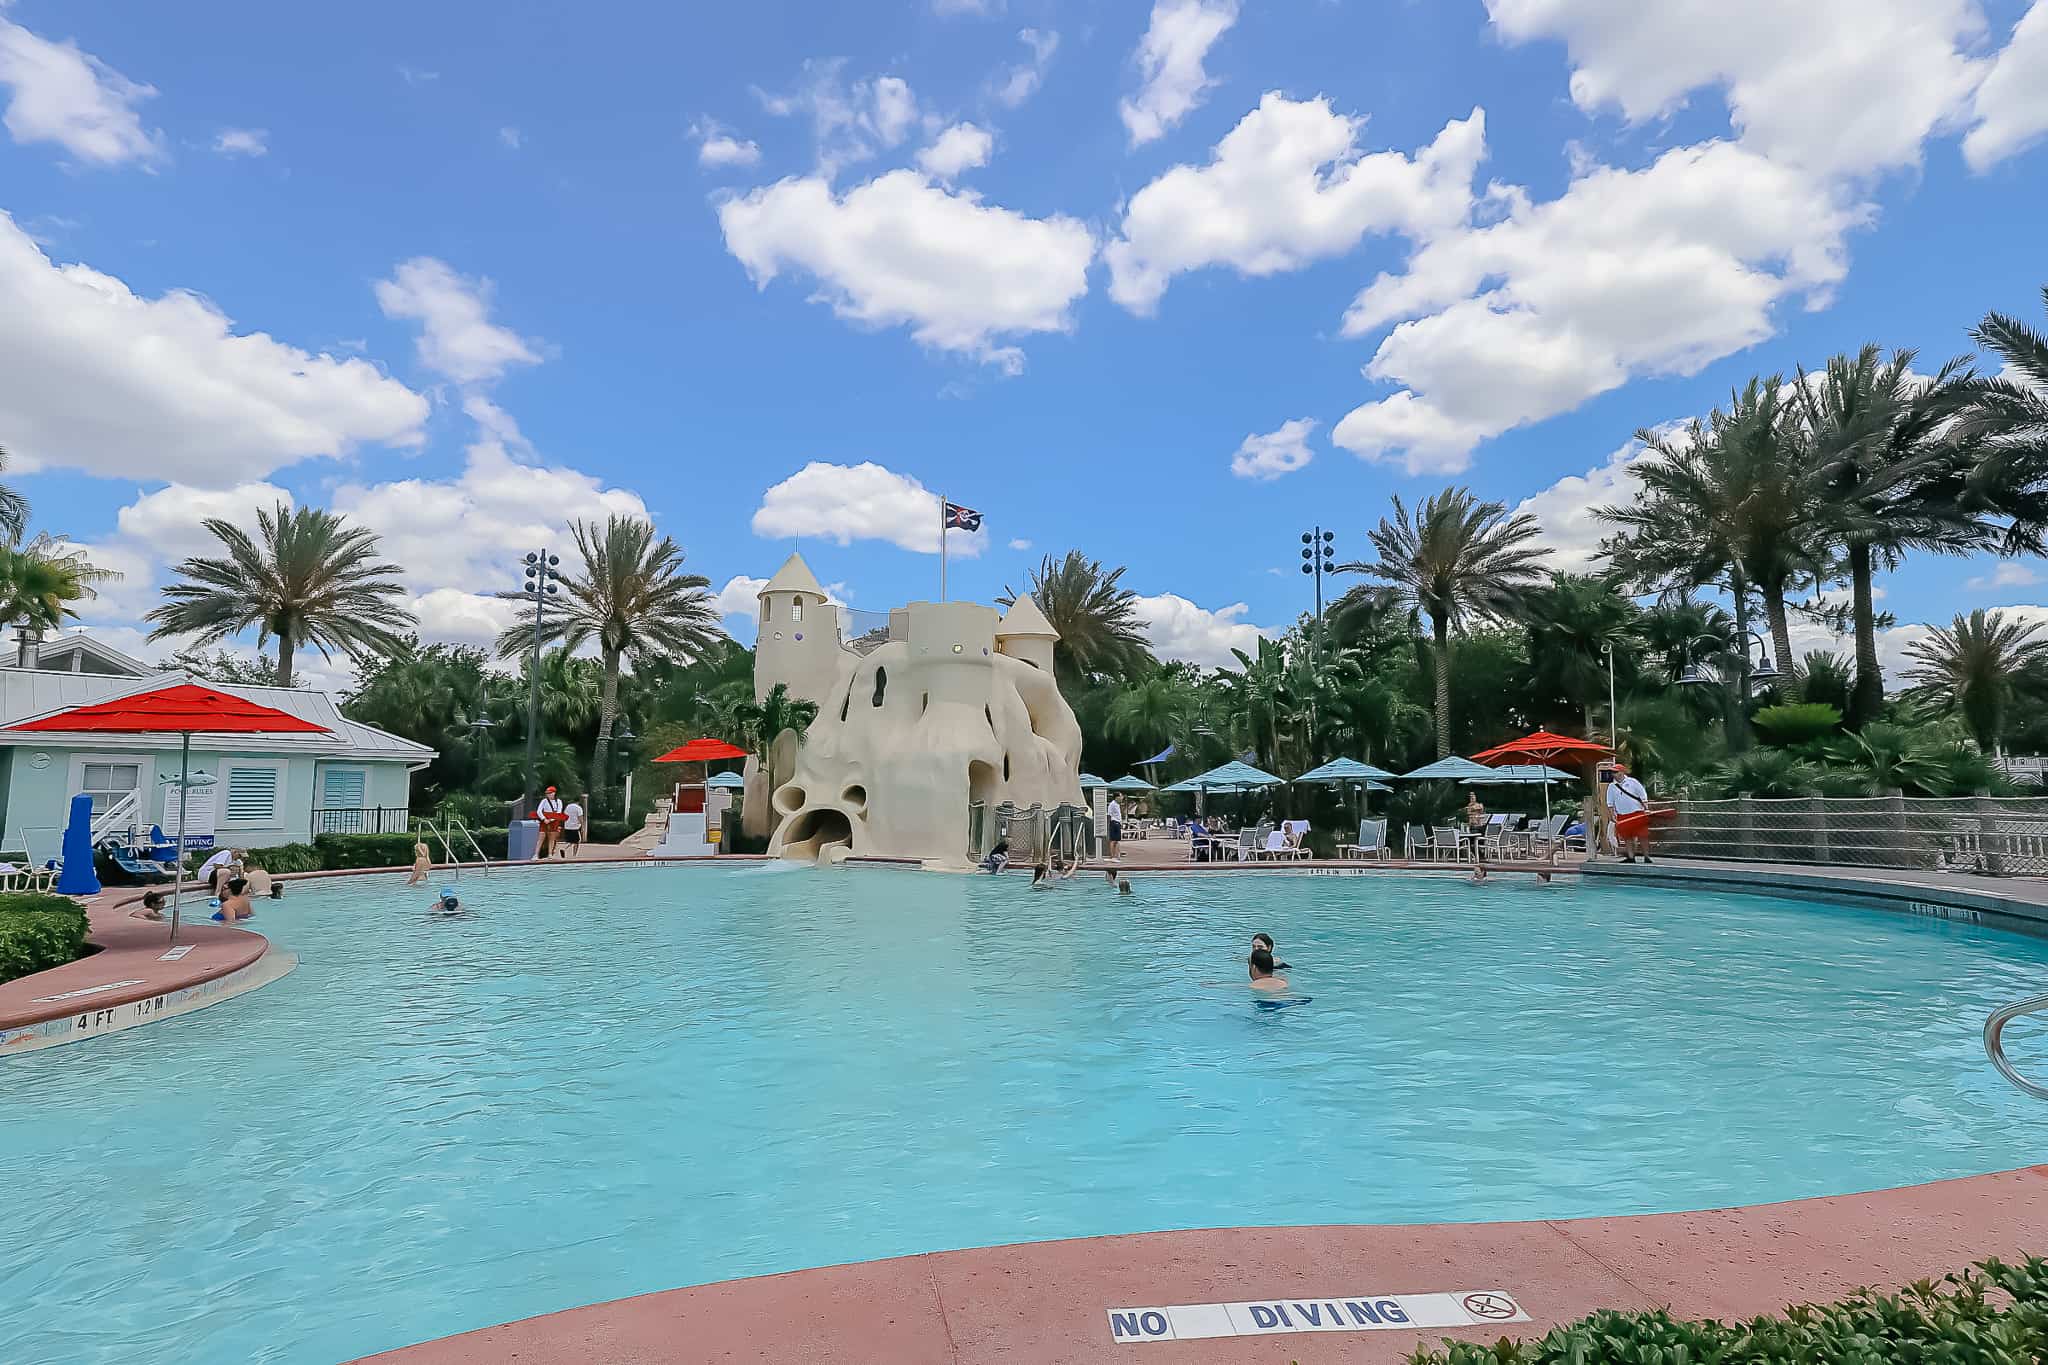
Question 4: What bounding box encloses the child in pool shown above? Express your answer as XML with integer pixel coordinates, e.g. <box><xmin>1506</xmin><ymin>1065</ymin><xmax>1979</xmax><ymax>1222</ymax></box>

<box><xmin>406</xmin><ymin>841</ymin><xmax>432</xmax><ymax>886</ymax></box>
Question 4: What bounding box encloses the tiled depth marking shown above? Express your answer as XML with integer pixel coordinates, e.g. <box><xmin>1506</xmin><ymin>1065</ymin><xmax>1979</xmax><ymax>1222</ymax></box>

<box><xmin>1108</xmin><ymin>1291</ymin><xmax>1528</xmax><ymax>1342</ymax></box>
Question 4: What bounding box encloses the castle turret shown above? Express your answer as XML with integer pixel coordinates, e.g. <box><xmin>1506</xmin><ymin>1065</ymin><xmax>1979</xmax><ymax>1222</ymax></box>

<box><xmin>755</xmin><ymin>552</ymin><xmax>841</xmax><ymax>704</ymax></box>
<box><xmin>995</xmin><ymin>595</ymin><xmax>1059</xmax><ymax>674</ymax></box>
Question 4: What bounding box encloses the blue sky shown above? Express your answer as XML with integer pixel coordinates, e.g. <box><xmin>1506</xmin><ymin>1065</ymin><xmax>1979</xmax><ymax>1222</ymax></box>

<box><xmin>2</xmin><ymin>0</ymin><xmax>2046</xmax><ymax>685</ymax></box>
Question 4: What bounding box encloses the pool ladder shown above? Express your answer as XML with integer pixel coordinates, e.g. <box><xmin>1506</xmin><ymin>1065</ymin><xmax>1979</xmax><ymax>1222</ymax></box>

<box><xmin>1984</xmin><ymin>993</ymin><xmax>2048</xmax><ymax>1101</ymax></box>
<box><xmin>419</xmin><ymin>817</ymin><xmax>494</xmax><ymax>879</ymax></box>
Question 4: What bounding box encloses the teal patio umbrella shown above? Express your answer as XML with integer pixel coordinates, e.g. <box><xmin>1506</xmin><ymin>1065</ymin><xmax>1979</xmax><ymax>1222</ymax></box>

<box><xmin>1078</xmin><ymin>772</ymin><xmax>1108</xmax><ymax>790</ymax></box>
<box><xmin>1396</xmin><ymin>756</ymin><xmax>1496</xmax><ymax>781</ymax></box>
<box><xmin>1462</xmin><ymin>762</ymin><xmax>1577</xmax><ymax>818</ymax></box>
<box><xmin>1107</xmin><ymin>774</ymin><xmax>1155</xmax><ymax>791</ymax></box>
<box><xmin>1296</xmin><ymin>756</ymin><xmax>1398</xmax><ymax>821</ymax></box>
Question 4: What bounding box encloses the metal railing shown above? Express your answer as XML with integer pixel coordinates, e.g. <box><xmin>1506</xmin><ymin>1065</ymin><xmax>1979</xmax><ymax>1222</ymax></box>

<box><xmin>89</xmin><ymin>789</ymin><xmax>141</xmax><ymax>844</ymax></box>
<box><xmin>1657</xmin><ymin>796</ymin><xmax>2048</xmax><ymax>876</ymax></box>
<box><xmin>314</xmin><ymin>805</ymin><xmax>413</xmax><ymax>836</ymax></box>
<box><xmin>416</xmin><ymin>816</ymin><xmax>492</xmax><ymax>878</ymax></box>
<box><xmin>1985</xmin><ymin>994</ymin><xmax>2048</xmax><ymax>1101</ymax></box>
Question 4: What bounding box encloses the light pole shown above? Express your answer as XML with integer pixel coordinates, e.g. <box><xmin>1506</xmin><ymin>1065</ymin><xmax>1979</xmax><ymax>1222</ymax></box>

<box><xmin>1300</xmin><ymin>527</ymin><xmax>1336</xmax><ymax>651</ymax></box>
<box><xmin>519</xmin><ymin>548</ymin><xmax>561</xmax><ymax>815</ymax></box>
<box><xmin>1600</xmin><ymin>638</ymin><xmax>1619</xmax><ymax>750</ymax></box>
<box><xmin>1678</xmin><ymin>631</ymin><xmax>1777</xmax><ymax>752</ymax></box>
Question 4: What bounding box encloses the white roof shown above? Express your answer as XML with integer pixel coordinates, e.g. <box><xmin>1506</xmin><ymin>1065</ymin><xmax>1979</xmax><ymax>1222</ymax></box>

<box><xmin>996</xmin><ymin>594</ymin><xmax>1059</xmax><ymax>640</ymax></box>
<box><xmin>32</xmin><ymin>633</ymin><xmax>153</xmax><ymax>677</ymax></box>
<box><xmin>0</xmin><ymin>667</ymin><xmax>436</xmax><ymax>763</ymax></box>
<box><xmin>761</xmin><ymin>552</ymin><xmax>828</xmax><ymax>601</ymax></box>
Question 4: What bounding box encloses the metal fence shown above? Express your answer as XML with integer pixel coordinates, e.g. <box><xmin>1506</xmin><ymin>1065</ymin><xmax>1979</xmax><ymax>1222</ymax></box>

<box><xmin>968</xmin><ymin>801</ymin><xmax>1093</xmax><ymax>865</ymax></box>
<box><xmin>1660</xmin><ymin>796</ymin><xmax>2048</xmax><ymax>876</ymax></box>
<box><xmin>311</xmin><ymin>806</ymin><xmax>413</xmax><ymax>836</ymax></box>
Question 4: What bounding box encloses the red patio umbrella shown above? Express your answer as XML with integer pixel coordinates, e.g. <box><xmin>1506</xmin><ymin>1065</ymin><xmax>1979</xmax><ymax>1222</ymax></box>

<box><xmin>9</xmin><ymin>683</ymin><xmax>330</xmax><ymax>943</ymax></box>
<box><xmin>1471</xmin><ymin>729</ymin><xmax>1613</xmax><ymax>819</ymax></box>
<box><xmin>654</xmin><ymin>737</ymin><xmax>752</xmax><ymax>818</ymax></box>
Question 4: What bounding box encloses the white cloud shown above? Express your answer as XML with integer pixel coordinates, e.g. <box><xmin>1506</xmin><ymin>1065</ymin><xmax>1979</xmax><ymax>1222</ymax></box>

<box><xmin>410</xmin><ymin>588</ymin><xmax>522</xmax><ymax>649</ymax></box>
<box><xmin>1965</xmin><ymin>1</ymin><xmax>2048</xmax><ymax>170</ymax></box>
<box><xmin>752</xmin><ymin>460</ymin><xmax>983</xmax><ymax>557</ymax></box>
<box><xmin>1132</xmin><ymin>592</ymin><xmax>1271</xmax><ymax>666</ymax></box>
<box><xmin>991</xmin><ymin>28</ymin><xmax>1058</xmax><ymax>108</ymax></box>
<box><xmin>1120</xmin><ymin>0</ymin><xmax>1240</xmax><ymax>147</ymax></box>
<box><xmin>718</xmin><ymin>170</ymin><xmax>1093</xmax><ymax>371</ymax></box>
<box><xmin>374</xmin><ymin>256</ymin><xmax>541</xmax><ymax>385</ymax></box>
<box><xmin>116</xmin><ymin>482</ymin><xmax>295</xmax><ymax>560</ymax></box>
<box><xmin>714</xmin><ymin>574</ymin><xmax>770</xmax><ymax>619</ymax></box>
<box><xmin>1230</xmin><ymin>417</ymin><xmax>1317</xmax><ymax>481</ymax></box>
<box><xmin>754</xmin><ymin>60</ymin><xmax>923</xmax><ymax>176</ymax></box>
<box><xmin>1510</xmin><ymin>438</ymin><xmax>1650</xmax><ymax>574</ymax></box>
<box><xmin>333</xmin><ymin>432</ymin><xmax>648</xmax><ymax>597</ymax></box>
<box><xmin>499</xmin><ymin>126</ymin><xmax>522</xmax><ymax>151</ymax></box>
<box><xmin>397</xmin><ymin>66</ymin><xmax>439</xmax><ymax>86</ymax></box>
<box><xmin>1333</xmin><ymin>140</ymin><xmax>1865</xmax><ymax>473</ymax></box>
<box><xmin>1966</xmin><ymin>561</ymin><xmax>2045</xmax><ymax>591</ymax></box>
<box><xmin>1105</xmin><ymin>95</ymin><xmax>1485</xmax><ymax>315</ymax></box>
<box><xmin>0</xmin><ymin>17</ymin><xmax>164</xmax><ymax>167</ymax></box>
<box><xmin>61</xmin><ymin>539</ymin><xmax>157</xmax><ymax>622</ymax></box>
<box><xmin>917</xmin><ymin>122</ymin><xmax>993</xmax><ymax>179</ymax></box>
<box><xmin>1482</xmin><ymin>0</ymin><xmax>1985</xmax><ymax>178</ymax></box>
<box><xmin>0</xmin><ymin>212</ymin><xmax>427</xmax><ymax>483</ymax></box>
<box><xmin>213</xmin><ymin>127</ymin><xmax>267</xmax><ymax>157</ymax></box>
<box><xmin>933</xmin><ymin>0</ymin><xmax>1000</xmax><ymax>13</ymax></box>
<box><xmin>1008</xmin><ymin>537</ymin><xmax>1032</xmax><ymax>551</ymax></box>
<box><xmin>690</xmin><ymin>116</ymin><xmax>760</xmax><ymax>169</ymax></box>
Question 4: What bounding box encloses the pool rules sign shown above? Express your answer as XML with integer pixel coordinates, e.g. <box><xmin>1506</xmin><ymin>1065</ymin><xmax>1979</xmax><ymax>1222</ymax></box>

<box><xmin>1108</xmin><ymin>1289</ymin><xmax>1528</xmax><ymax>1343</ymax></box>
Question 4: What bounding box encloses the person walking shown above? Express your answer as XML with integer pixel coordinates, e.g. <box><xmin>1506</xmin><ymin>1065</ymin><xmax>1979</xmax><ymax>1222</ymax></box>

<box><xmin>535</xmin><ymin>786</ymin><xmax>567</xmax><ymax>858</ymax></box>
<box><xmin>1106</xmin><ymin>795</ymin><xmax>1123</xmax><ymax>861</ymax></box>
<box><xmin>561</xmin><ymin>794</ymin><xmax>585</xmax><ymax>857</ymax></box>
<box><xmin>1607</xmin><ymin>760</ymin><xmax>1652</xmax><ymax>863</ymax></box>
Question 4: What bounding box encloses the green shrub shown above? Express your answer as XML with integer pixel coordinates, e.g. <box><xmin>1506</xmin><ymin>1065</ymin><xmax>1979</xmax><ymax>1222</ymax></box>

<box><xmin>1753</xmin><ymin>701</ymin><xmax>1843</xmax><ymax>746</ymax></box>
<box><xmin>242</xmin><ymin>843</ymin><xmax>323</xmax><ymax>875</ymax></box>
<box><xmin>1405</xmin><ymin>1256</ymin><xmax>2048</xmax><ymax>1364</ymax></box>
<box><xmin>0</xmin><ymin>892</ymin><xmax>89</xmax><ymax>984</ymax></box>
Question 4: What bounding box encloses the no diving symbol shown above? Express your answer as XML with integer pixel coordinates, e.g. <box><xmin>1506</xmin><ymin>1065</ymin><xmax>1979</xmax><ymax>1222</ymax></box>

<box><xmin>1462</xmin><ymin>1293</ymin><xmax>1518</xmax><ymax>1321</ymax></box>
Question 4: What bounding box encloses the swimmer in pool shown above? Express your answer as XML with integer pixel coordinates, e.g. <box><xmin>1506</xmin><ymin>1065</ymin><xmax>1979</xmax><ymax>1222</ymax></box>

<box><xmin>429</xmin><ymin>887</ymin><xmax>461</xmax><ymax>913</ymax></box>
<box><xmin>139</xmin><ymin>890</ymin><xmax>166</xmax><ymax>920</ymax></box>
<box><xmin>1250</xmin><ymin>933</ymin><xmax>1291</xmax><ymax>974</ymax></box>
<box><xmin>1119</xmin><ymin>878</ymin><xmax>1133</xmax><ymax>895</ymax></box>
<box><xmin>1247</xmin><ymin>945</ymin><xmax>1288</xmax><ymax>993</ymax></box>
<box><xmin>981</xmin><ymin>840</ymin><xmax>1009</xmax><ymax>874</ymax></box>
<box><xmin>213</xmin><ymin>876</ymin><xmax>254</xmax><ymax>923</ymax></box>
<box><xmin>1104</xmin><ymin>868</ymin><xmax>1118</xmax><ymax>887</ymax></box>
<box><xmin>1030</xmin><ymin>859</ymin><xmax>1054</xmax><ymax>889</ymax></box>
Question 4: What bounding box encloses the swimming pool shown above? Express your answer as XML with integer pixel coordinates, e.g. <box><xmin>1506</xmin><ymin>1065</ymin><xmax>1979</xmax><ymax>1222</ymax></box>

<box><xmin>5</xmin><ymin>864</ymin><xmax>2047</xmax><ymax>1364</ymax></box>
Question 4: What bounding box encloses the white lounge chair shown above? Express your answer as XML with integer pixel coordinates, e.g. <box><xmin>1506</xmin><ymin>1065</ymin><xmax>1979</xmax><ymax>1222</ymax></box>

<box><xmin>1339</xmin><ymin>818</ymin><xmax>1390</xmax><ymax>861</ymax></box>
<box><xmin>1403</xmin><ymin>823</ymin><xmax>1432</xmax><ymax>860</ymax></box>
<box><xmin>1262</xmin><ymin>829</ymin><xmax>1307</xmax><ymax>860</ymax></box>
<box><xmin>1433</xmin><ymin>825</ymin><xmax>1467</xmax><ymax>862</ymax></box>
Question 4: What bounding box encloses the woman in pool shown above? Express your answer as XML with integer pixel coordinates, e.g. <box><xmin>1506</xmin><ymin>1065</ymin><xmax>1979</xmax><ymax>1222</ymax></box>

<box><xmin>980</xmin><ymin>839</ymin><xmax>1010</xmax><ymax>874</ymax></box>
<box><xmin>1030</xmin><ymin>858</ymin><xmax>1053</xmax><ymax>889</ymax></box>
<box><xmin>406</xmin><ymin>841</ymin><xmax>433</xmax><ymax>886</ymax></box>
<box><xmin>1250</xmin><ymin>933</ymin><xmax>1290</xmax><ymax>975</ymax></box>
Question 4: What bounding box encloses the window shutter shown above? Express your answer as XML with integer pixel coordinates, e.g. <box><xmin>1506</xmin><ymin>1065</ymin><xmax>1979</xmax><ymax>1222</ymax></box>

<box><xmin>323</xmin><ymin>769</ymin><xmax>366</xmax><ymax>808</ymax></box>
<box><xmin>226</xmin><ymin>767</ymin><xmax>279</xmax><ymax>823</ymax></box>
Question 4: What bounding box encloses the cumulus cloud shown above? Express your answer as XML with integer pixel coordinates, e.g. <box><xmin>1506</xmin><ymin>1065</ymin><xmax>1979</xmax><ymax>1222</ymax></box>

<box><xmin>117</xmin><ymin>482</ymin><xmax>295</xmax><ymax>559</ymax></box>
<box><xmin>1120</xmin><ymin>0</ymin><xmax>1239</xmax><ymax>147</ymax></box>
<box><xmin>213</xmin><ymin>127</ymin><xmax>267</xmax><ymax>157</ymax></box>
<box><xmin>1105</xmin><ymin>95</ymin><xmax>1484</xmax><ymax>315</ymax></box>
<box><xmin>0</xmin><ymin>212</ymin><xmax>427</xmax><ymax>484</ymax></box>
<box><xmin>754</xmin><ymin>60</ymin><xmax>922</xmax><ymax>175</ymax></box>
<box><xmin>714</xmin><ymin>574</ymin><xmax>770</xmax><ymax>618</ymax></box>
<box><xmin>1509</xmin><ymin>438</ymin><xmax>1653</xmax><ymax>574</ymax></box>
<box><xmin>1132</xmin><ymin>592</ymin><xmax>1271</xmax><ymax>666</ymax></box>
<box><xmin>917</xmin><ymin>122</ymin><xmax>993</xmax><ymax>179</ymax></box>
<box><xmin>1482</xmin><ymin>0</ymin><xmax>1985</xmax><ymax>178</ymax></box>
<box><xmin>374</xmin><ymin>256</ymin><xmax>542</xmax><ymax>386</ymax></box>
<box><xmin>1230</xmin><ymin>418</ymin><xmax>1317</xmax><ymax>481</ymax></box>
<box><xmin>933</xmin><ymin>0</ymin><xmax>1000</xmax><ymax>13</ymax></box>
<box><xmin>1333</xmin><ymin>140</ymin><xmax>1865</xmax><ymax>473</ymax></box>
<box><xmin>498</xmin><ymin>126</ymin><xmax>522</xmax><ymax>151</ymax></box>
<box><xmin>1965</xmin><ymin>0</ymin><xmax>2048</xmax><ymax>170</ymax></box>
<box><xmin>410</xmin><ymin>588</ymin><xmax>523</xmax><ymax>649</ymax></box>
<box><xmin>990</xmin><ymin>28</ymin><xmax>1058</xmax><ymax>108</ymax></box>
<box><xmin>718</xmin><ymin>170</ymin><xmax>1093</xmax><ymax>371</ymax></box>
<box><xmin>1966</xmin><ymin>561</ymin><xmax>2045</xmax><ymax>591</ymax></box>
<box><xmin>1008</xmin><ymin>537</ymin><xmax>1032</xmax><ymax>551</ymax></box>
<box><xmin>752</xmin><ymin>461</ymin><xmax>983</xmax><ymax>556</ymax></box>
<box><xmin>0</xmin><ymin>16</ymin><xmax>164</xmax><ymax>166</ymax></box>
<box><xmin>690</xmin><ymin>116</ymin><xmax>761</xmax><ymax>169</ymax></box>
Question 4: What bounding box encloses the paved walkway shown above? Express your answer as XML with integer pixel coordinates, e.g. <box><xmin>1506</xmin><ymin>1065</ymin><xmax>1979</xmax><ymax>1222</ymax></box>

<box><xmin>359</xmin><ymin>1167</ymin><xmax>2048</xmax><ymax>1364</ymax></box>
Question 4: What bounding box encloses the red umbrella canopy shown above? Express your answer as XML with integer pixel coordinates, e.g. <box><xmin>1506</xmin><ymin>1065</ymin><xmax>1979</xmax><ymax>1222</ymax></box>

<box><xmin>1470</xmin><ymin>729</ymin><xmax>1611</xmax><ymax>766</ymax></box>
<box><xmin>654</xmin><ymin>737</ymin><xmax>750</xmax><ymax>763</ymax></box>
<box><xmin>7</xmin><ymin>682</ymin><xmax>331</xmax><ymax>735</ymax></box>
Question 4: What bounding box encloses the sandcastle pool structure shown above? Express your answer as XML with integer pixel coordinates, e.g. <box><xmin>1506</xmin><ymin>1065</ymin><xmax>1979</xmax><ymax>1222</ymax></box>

<box><xmin>745</xmin><ymin>553</ymin><xmax>1088</xmax><ymax>867</ymax></box>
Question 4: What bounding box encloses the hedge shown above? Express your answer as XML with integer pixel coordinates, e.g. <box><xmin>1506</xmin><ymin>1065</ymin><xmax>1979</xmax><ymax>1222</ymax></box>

<box><xmin>1405</xmin><ymin>1256</ymin><xmax>2048</xmax><ymax>1364</ymax></box>
<box><xmin>0</xmin><ymin>891</ymin><xmax>89</xmax><ymax>985</ymax></box>
<box><xmin>179</xmin><ymin>820</ymin><xmax>642</xmax><ymax>877</ymax></box>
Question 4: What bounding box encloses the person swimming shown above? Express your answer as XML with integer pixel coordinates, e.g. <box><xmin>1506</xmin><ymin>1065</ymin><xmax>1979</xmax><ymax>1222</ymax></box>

<box><xmin>430</xmin><ymin>887</ymin><xmax>461</xmax><ymax>913</ymax></box>
<box><xmin>1247</xmin><ymin>946</ymin><xmax>1288</xmax><ymax>993</ymax></box>
<box><xmin>1119</xmin><ymin>878</ymin><xmax>1133</xmax><ymax>895</ymax></box>
<box><xmin>213</xmin><ymin>876</ymin><xmax>254</xmax><ymax>923</ymax></box>
<box><xmin>1250</xmin><ymin>933</ymin><xmax>1291</xmax><ymax>974</ymax></box>
<box><xmin>1030</xmin><ymin>859</ymin><xmax>1054</xmax><ymax>889</ymax></box>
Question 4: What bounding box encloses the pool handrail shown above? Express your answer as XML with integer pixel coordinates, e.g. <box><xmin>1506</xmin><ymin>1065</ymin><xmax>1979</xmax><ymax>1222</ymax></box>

<box><xmin>1984</xmin><ymin>992</ymin><xmax>2048</xmax><ymax>1101</ymax></box>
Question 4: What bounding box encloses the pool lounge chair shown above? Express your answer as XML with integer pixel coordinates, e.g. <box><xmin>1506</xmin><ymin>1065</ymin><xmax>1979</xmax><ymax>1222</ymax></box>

<box><xmin>1402</xmin><ymin>823</ymin><xmax>1432</xmax><ymax>860</ymax></box>
<box><xmin>1433</xmin><ymin>826</ymin><xmax>1467</xmax><ymax>862</ymax></box>
<box><xmin>1234</xmin><ymin>828</ymin><xmax>1257</xmax><ymax>862</ymax></box>
<box><xmin>1523</xmin><ymin>814</ymin><xmax>1569</xmax><ymax>857</ymax></box>
<box><xmin>1339</xmin><ymin>818</ymin><xmax>1390</xmax><ymax>861</ymax></box>
<box><xmin>1260</xmin><ymin>829</ymin><xmax>1308</xmax><ymax>860</ymax></box>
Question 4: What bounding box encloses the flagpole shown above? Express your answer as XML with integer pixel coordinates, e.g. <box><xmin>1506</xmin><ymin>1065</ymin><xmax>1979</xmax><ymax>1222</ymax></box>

<box><xmin>939</xmin><ymin>492</ymin><xmax>948</xmax><ymax>602</ymax></box>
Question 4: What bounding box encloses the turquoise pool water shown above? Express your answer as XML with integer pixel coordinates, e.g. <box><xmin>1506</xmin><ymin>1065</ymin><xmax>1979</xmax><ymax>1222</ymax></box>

<box><xmin>5</xmin><ymin>864</ymin><xmax>2048</xmax><ymax>1364</ymax></box>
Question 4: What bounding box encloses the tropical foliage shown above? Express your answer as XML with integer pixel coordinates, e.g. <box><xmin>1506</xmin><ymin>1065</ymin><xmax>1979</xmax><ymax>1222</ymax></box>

<box><xmin>999</xmin><ymin>550</ymin><xmax>1155</xmax><ymax>688</ymax></box>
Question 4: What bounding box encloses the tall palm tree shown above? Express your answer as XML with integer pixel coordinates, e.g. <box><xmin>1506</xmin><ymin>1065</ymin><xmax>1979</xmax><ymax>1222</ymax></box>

<box><xmin>0</xmin><ymin>534</ymin><xmax>120</xmax><ymax>639</ymax></box>
<box><xmin>731</xmin><ymin>682</ymin><xmax>819</xmax><ymax>808</ymax></box>
<box><xmin>0</xmin><ymin>444</ymin><xmax>29</xmax><ymax>547</ymax></box>
<box><xmin>1105</xmin><ymin>667</ymin><xmax>1200</xmax><ymax>754</ymax></box>
<box><xmin>147</xmin><ymin>503</ymin><xmax>412</xmax><ymax>687</ymax></box>
<box><xmin>1337</xmin><ymin>488</ymin><xmax>1548</xmax><ymax>756</ymax></box>
<box><xmin>1222</xmin><ymin>637</ymin><xmax>1291</xmax><ymax>774</ymax></box>
<box><xmin>495</xmin><ymin>515</ymin><xmax>719</xmax><ymax>799</ymax></box>
<box><xmin>1791</xmin><ymin>346</ymin><xmax>2013</xmax><ymax>726</ymax></box>
<box><xmin>1964</xmin><ymin>284</ymin><xmax>2048</xmax><ymax>458</ymax></box>
<box><xmin>1901</xmin><ymin>609</ymin><xmax>2048</xmax><ymax>755</ymax></box>
<box><xmin>1523</xmin><ymin>573</ymin><xmax>1639</xmax><ymax>734</ymax></box>
<box><xmin>999</xmin><ymin>551</ymin><xmax>1155</xmax><ymax>689</ymax></box>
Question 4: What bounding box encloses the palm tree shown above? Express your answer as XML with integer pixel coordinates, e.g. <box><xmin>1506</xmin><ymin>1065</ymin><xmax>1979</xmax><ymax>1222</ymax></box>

<box><xmin>0</xmin><ymin>534</ymin><xmax>120</xmax><ymax>641</ymax></box>
<box><xmin>147</xmin><ymin>503</ymin><xmax>413</xmax><ymax>688</ymax></box>
<box><xmin>1901</xmin><ymin>609</ymin><xmax>2048</xmax><ymax>755</ymax></box>
<box><xmin>999</xmin><ymin>551</ymin><xmax>1155</xmax><ymax>689</ymax></box>
<box><xmin>731</xmin><ymin>682</ymin><xmax>819</xmax><ymax>807</ymax></box>
<box><xmin>495</xmin><ymin>516</ymin><xmax>719</xmax><ymax>800</ymax></box>
<box><xmin>1223</xmin><ymin>637</ymin><xmax>1291</xmax><ymax>773</ymax></box>
<box><xmin>1337</xmin><ymin>488</ymin><xmax>1548</xmax><ymax>756</ymax></box>
<box><xmin>0</xmin><ymin>444</ymin><xmax>29</xmax><ymax>546</ymax></box>
<box><xmin>1791</xmin><ymin>346</ymin><xmax>2010</xmax><ymax>726</ymax></box>
<box><xmin>1523</xmin><ymin>573</ymin><xmax>1639</xmax><ymax>734</ymax></box>
<box><xmin>1105</xmin><ymin>667</ymin><xmax>1200</xmax><ymax>754</ymax></box>
<box><xmin>1964</xmin><ymin>284</ymin><xmax>2048</xmax><ymax>458</ymax></box>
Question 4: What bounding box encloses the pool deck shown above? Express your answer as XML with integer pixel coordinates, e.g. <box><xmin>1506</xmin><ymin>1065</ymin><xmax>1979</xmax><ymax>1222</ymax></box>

<box><xmin>358</xmin><ymin>1166</ymin><xmax>2048</xmax><ymax>1364</ymax></box>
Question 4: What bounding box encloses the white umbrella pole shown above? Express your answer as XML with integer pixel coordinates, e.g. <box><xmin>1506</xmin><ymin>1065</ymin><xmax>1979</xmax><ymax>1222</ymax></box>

<box><xmin>170</xmin><ymin>730</ymin><xmax>189</xmax><ymax>946</ymax></box>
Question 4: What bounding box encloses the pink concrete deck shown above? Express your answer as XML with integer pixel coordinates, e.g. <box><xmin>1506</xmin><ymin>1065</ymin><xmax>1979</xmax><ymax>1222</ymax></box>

<box><xmin>361</xmin><ymin>1166</ymin><xmax>2048</xmax><ymax>1365</ymax></box>
<box><xmin>0</xmin><ymin>885</ymin><xmax>265</xmax><ymax>1032</ymax></box>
